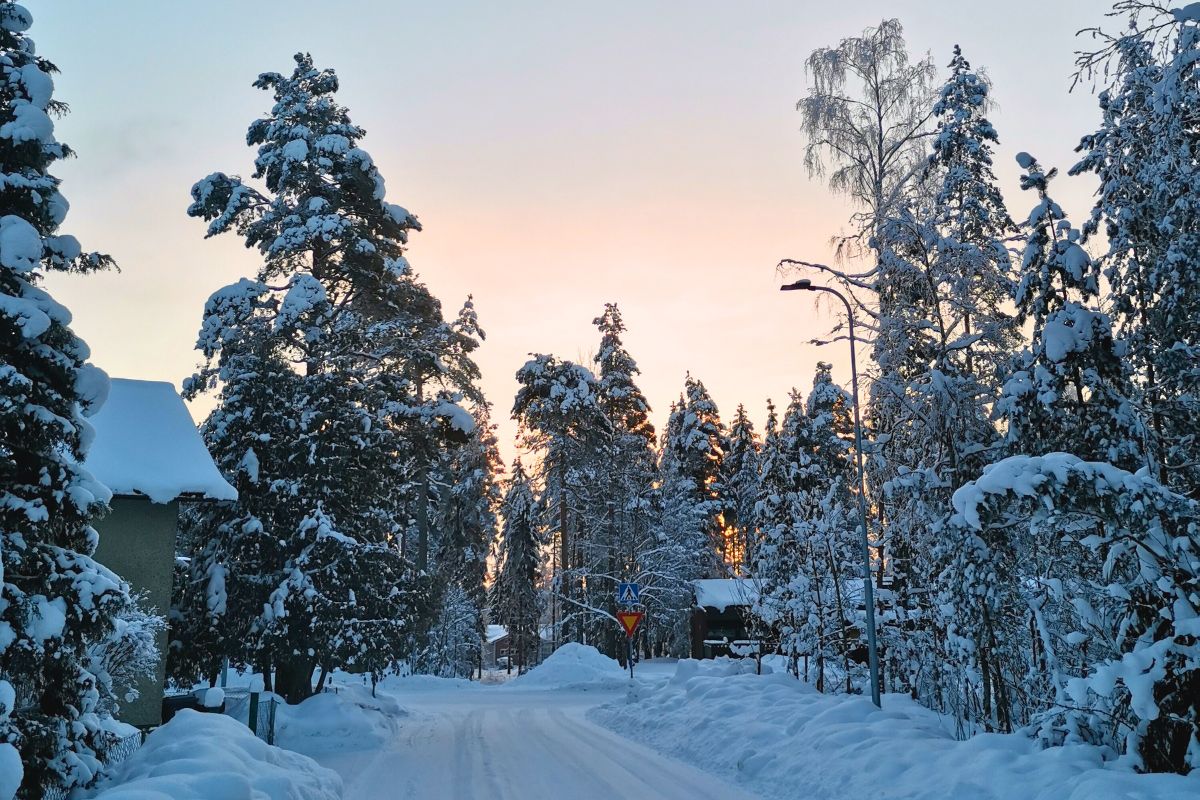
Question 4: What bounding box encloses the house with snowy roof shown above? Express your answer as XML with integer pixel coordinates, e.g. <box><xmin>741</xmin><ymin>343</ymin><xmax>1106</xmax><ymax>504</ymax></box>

<box><xmin>85</xmin><ymin>379</ymin><xmax>237</xmax><ymax>728</ymax></box>
<box><xmin>690</xmin><ymin>578</ymin><xmax>761</xmax><ymax>659</ymax></box>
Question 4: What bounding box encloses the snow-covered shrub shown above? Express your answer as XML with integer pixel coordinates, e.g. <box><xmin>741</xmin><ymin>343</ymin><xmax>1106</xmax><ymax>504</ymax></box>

<box><xmin>941</xmin><ymin>454</ymin><xmax>1199</xmax><ymax>772</ymax></box>
<box><xmin>85</xmin><ymin>592</ymin><xmax>165</xmax><ymax>717</ymax></box>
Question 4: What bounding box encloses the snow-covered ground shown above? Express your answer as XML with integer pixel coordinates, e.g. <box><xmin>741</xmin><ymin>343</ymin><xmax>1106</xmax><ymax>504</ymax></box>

<box><xmin>590</xmin><ymin>657</ymin><xmax>1200</xmax><ymax>800</ymax></box>
<box><xmin>84</xmin><ymin>710</ymin><xmax>342</xmax><ymax>800</ymax></box>
<box><xmin>93</xmin><ymin>649</ymin><xmax>1198</xmax><ymax>799</ymax></box>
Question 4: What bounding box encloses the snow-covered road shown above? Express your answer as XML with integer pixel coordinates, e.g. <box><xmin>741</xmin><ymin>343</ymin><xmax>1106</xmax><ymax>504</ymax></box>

<box><xmin>314</xmin><ymin>685</ymin><xmax>760</xmax><ymax>799</ymax></box>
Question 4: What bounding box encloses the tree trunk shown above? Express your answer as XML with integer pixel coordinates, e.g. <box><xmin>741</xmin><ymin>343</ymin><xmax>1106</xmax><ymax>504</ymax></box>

<box><xmin>275</xmin><ymin>657</ymin><xmax>315</xmax><ymax>704</ymax></box>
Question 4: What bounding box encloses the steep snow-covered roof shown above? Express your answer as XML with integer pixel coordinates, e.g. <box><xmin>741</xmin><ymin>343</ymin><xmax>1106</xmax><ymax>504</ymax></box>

<box><xmin>486</xmin><ymin>625</ymin><xmax>508</xmax><ymax>643</ymax></box>
<box><xmin>693</xmin><ymin>578</ymin><xmax>757</xmax><ymax>612</ymax></box>
<box><xmin>86</xmin><ymin>379</ymin><xmax>237</xmax><ymax>504</ymax></box>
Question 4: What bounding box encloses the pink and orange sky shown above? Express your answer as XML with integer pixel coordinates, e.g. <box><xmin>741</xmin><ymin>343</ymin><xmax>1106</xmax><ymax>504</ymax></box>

<box><xmin>36</xmin><ymin>0</ymin><xmax>1104</xmax><ymax>463</ymax></box>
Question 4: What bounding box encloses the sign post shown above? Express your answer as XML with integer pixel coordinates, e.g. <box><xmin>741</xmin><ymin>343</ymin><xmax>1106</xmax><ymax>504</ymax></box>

<box><xmin>617</xmin><ymin>610</ymin><xmax>644</xmax><ymax>679</ymax></box>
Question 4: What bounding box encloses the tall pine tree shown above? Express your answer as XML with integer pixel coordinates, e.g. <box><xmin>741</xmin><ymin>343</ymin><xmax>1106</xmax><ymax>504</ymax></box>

<box><xmin>0</xmin><ymin>4</ymin><xmax>131</xmax><ymax>795</ymax></box>
<box><xmin>490</xmin><ymin>462</ymin><xmax>542</xmax><ymax>674</ymax></box>
<box><xmin>176</xmin><ymin>53</ymin><xmax>478</xmax><ymax>702</ymax></box>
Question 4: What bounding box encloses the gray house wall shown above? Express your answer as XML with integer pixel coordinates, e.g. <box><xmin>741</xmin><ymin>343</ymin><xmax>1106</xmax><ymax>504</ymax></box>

<box><xmin>92</xmin><ymin>496</ymin><xmax>179</xmax><ymax>728</ymax></box>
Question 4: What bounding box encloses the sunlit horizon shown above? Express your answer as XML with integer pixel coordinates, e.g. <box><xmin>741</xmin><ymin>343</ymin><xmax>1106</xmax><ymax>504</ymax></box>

<box><xmin>37</xmin><ymin>0</ymin><xmax>1102</xmax><ymax>464</ymax></box>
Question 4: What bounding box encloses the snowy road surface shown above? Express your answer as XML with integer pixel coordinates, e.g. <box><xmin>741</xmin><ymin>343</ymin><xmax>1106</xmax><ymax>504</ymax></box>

<box><xmin>313</xmin><ymin>685</ymin><xmax>761</xmax><ymax>799</ymax></box>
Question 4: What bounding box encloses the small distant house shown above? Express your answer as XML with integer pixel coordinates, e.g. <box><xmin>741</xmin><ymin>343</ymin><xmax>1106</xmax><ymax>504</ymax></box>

<box><xmin>690</xmin><ymin>578</ymin><xmax>760</xmax><ymax>659</ymax></box>
<box><xmin>483</xmin><ymin>625</ymin><xmax>509</xmax><ymax>668</ymax></box>
<box><xmin>86</xmin><ymin>379</ymin><xmax>237</xmax><ymax>728</ymax></box>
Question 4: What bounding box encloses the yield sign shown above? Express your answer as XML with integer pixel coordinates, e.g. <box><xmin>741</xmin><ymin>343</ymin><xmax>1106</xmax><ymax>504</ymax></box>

<box><xmin>617</xmin><ymin>611</ymin><xmax>644</xmax><ymax>638</ymax></box>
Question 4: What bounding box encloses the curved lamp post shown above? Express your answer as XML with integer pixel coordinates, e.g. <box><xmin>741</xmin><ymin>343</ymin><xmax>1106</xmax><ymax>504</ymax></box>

<box><xmin>780</xmin><ymin>278</ymin><xmax>881</xmax><ymax>708</ymax></box>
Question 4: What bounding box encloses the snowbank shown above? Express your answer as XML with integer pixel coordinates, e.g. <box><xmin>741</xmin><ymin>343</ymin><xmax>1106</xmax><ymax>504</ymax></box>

<box><xmin>85</xmin><ymin>709</ymin><xmax>342</xmax><ymax>800</ymax></box>
<box><xmin>591</xmin><ymin>659</ymin><xmax>1199</xmax><ymax>800</ymax></box>
<box><xmin>508</xmin><ymin>643</ymin><xmax>630</xmax><ymax>690</ymax></box>
<box><xmin>275</xmin><ymin>688</ymin><xmax>404</xmax><ymax>754</ymax></box>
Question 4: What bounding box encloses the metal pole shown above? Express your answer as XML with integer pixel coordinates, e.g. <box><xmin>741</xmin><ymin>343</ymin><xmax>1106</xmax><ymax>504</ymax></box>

<box><xmin>780</xmin><ymin>280</ymin><xmax>882</xmax><ymax>707</ymax></box>
<box><xmin>627</xmin><ymin>635</ymin><xmax>634</xmax><ymax>679</ymax></box>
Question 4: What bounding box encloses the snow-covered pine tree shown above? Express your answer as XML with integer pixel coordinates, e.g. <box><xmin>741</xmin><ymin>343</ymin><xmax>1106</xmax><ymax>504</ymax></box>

<box><xmin>0</xmin><ymin>4</ymin><xmax>133</xmax><ymax>795</ymax></box>
<box><xmin>490</xmin><ymin>462</ymin><xmax>543</xmax><ymax>674</ymax></box>
<box><xmin>750</xmin><ymin>394</ymin><xmax>809</xmax><ymax>680</ymax></box>
<box><xmin>1072</xmin><ymin>5</ymin><xmax>1200</xmax><ymax>498</ymax></box>
<box><xmin>512</xmin><ymin>353</ymin><xmax>604</xmax><ymax>646</ymax></box>
<box><xmin>422</xmin><ymin>402</ymin><xmax>502</xmax><ymax>676</ymax></box>
<box><xmin>579</xmin><ymin>304</ymin><xmax>660</xmax><ymax>658</ymax></box>
<box><xmin>178</xmin><ymin>53</ymin><xmax>476</xmax><ymax>702</ymax></box>
<box><xmin>936</xmin><ymin>153</ymin><xmax>1193</xmax><ymax>764</ymax></box>
<box><xmin>721</xmin><ymin>404</ymin><xmax>759</xmax><ymax>574</ymax></box>
<box><xmin>869</xmin><ymin>46</ymin><xmax>1021</xmax><ymax>706</ymax></box>
<box><xmin>661</xmin><ymin>375</ymin><xmax>727</xmax><ymax>576</ymax></box>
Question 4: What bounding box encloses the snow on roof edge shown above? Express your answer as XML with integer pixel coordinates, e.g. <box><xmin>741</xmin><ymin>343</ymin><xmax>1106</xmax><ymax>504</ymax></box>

<box><xmin>692</xmin><ymin>578</ymin><xmax>758</xmax><ymax>612</ymax></box>
<box><xmin>85</xmin><ymin>378</ymin><xmax>237</xmax><ymax>504</ymax></box>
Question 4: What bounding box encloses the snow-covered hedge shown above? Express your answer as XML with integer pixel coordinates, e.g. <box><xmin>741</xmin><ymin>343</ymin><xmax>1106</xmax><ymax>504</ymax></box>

<box><xmin>83</xmin><ymin>710</ymin><xmax>342</xmax><ymax>800</ymax></box>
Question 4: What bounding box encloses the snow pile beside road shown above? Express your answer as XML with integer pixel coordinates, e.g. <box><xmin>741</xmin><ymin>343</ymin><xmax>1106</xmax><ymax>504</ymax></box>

<box><xmin>509</xmin><ymin>643</ymin><xmax>630</xmax><ymax>690</ymax></box>
<box><xmin>276</xmin><ymin>687</ymin><xmax>406</xmax><ymax>755</ymax></box>
<box><xmin>86</xmin><ymin>709</ymin><xmax>342</xmax><ymax>800</ymax></box>
<box><xmin>591</xmin><ymin>659</ymin><xmax>1199</xmax><ymax>800</ymax></box>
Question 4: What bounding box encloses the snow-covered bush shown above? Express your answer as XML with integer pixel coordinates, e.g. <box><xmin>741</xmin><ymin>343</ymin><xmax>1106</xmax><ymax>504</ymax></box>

<box><xmin>941</xmin><ymin>454</ymin><xmax>1199</xmax><ymax>771</ymax></box>
<box><xmin>85</xmin><ymin>592</ymin><xmax>165</xmax><ymax>717</ymax></box>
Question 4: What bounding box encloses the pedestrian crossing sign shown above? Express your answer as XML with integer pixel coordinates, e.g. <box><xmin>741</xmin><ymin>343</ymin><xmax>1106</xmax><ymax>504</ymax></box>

<box><xmin>616</xmin><ymin>582</ymin><xmax>640</xmax><ymax>605</ymax></box>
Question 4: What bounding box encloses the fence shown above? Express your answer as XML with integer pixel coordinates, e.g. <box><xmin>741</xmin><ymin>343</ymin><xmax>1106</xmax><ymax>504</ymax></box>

<box><xmin>43</xmin><ymin>729</ymin><xmax>144</xmax><ymax>800</ymax></box>
<box><xmin>248</xmin><ymin>692</ymin><xmax>279</xmax><ymax>745</ymax></box>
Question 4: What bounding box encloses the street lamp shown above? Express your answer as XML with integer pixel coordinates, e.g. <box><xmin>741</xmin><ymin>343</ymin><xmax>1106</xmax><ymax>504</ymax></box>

<box><xmin>780</xmin><ymin>278</ymin><xmax>882</xmax><ymax>708</ymax></box>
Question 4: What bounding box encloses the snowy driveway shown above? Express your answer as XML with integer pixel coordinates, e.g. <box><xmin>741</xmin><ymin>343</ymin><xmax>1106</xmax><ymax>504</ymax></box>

<box><xmin>313</xmin><ymin>685</ymin><xmax>760</xmax><ymax>799</ymax></box>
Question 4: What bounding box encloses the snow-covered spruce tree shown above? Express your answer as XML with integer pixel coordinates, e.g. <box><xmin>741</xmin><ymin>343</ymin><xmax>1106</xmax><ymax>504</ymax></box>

<box><xmin>925</xmin><ymin>45</ymin><xmax>1020</xmax><ymax>376</ymax></box>
<box><xmin>936</xmin><ymin>153</ymin><xmax>1174</xmax><ymax>754</ymax></box>
<box><xmin>1072</xmin><ymin>6</ymin><xmax>1200</xmax><ymax>499</ymax></box>
<box><xmin>801</xmin><ymin>364</ymin><xmax>866</xmax><ymax>693</ymax></box>
<box><xmin>721</xmin><ymin>404</ymin><xmax>759</xmax><ymax>574</ymax></box>
<box><xmin>996</xmin><ymin>154</ymin><xmax>1146</xmax><ymax>473</ymax></box>
<box><xmin>512</xmin><ymin>353</ymin><xmax>605</xmax><ymax>646</ymax></box>
<box><xmin>662</xmin><ymin>375</ymin><xmax>727</xmax><ymax>575</ymax></box>
<box><xmin>420</xmin><ymin>401</ymin><xmax>502</xmax><ymax>677</ymax></box>
<box><xmin>652</xmin><ymin>397</ymin><xmax>705</xmax><ymax>655</ymax></box>
<box><xmin>0</xmin><ymin>4</ymin><xmax>133</xmax><ymax>796</ymax></box>
<box><xmin>490</xmin><ymin>462</ymin><xmax>543</xmax><ymax>674</ymax></box>
<box><xmin>751</xmin><ymin>368</ymin><xmax>862</xmax><ymax>693</ymax></box>
<box><xmin>177</xmin><ymin>53</ymin><xmax>477</xmax><ymax>702</ymax></box>
<box><xmin>868</xmin><ymin>46</ymin><xmax>1021</xmax><ymax>708</ymax></box>
<box><xmin>576</xmin><ymin>304</ymin><xmax>661</xmax><ymax>659</ymax></box>
<box><xmin>750</xmin><ymin>394</ymin><xmax>809</xmax><ymax>679</ymax></box>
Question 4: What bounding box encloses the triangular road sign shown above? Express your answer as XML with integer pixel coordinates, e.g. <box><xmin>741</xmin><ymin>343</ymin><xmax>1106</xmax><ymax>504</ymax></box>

<box><xmin>617</xmin><ymin>610</ymin><xmax>644</xmax><ymax>638</ymax></box>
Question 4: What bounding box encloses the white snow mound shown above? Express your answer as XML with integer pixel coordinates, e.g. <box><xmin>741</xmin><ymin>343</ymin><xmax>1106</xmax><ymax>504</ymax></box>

<box><xmin>509</xmin><ymin>643</ymin><xmax>629</xmax><ymax>690</ymax></box>
<box><xmin>275</xmin><ymin>689</ymin><xmax>404</xmax><ymax>754</ymax></box>
<box><xmin>86</xmin><ymin>709</ymin><xmax>342</xmax><ymax>800</ymax></box>
<box><xmin>591</xmin><ymin>660</ymin><xmax>1199</xmax><ymax>800</ymax></box>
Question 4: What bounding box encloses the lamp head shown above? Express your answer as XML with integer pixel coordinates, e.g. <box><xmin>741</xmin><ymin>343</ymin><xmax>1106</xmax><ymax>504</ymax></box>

<box><xmin>780</xmin><ymin>279</ymin><xmax>813</xmax><ymax>292</ymax></box>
